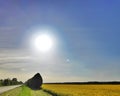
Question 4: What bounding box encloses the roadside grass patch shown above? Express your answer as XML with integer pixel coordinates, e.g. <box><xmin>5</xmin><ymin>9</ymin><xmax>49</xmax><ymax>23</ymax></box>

<box><xmin>18</xmin><ymin>86</ymin><xmax>31</xmax><ymax>96</ymax></box>
<box><xmin>0</xmin><ymin>85</ymin><xmax>51</xmax><ymax>96</ymax></box>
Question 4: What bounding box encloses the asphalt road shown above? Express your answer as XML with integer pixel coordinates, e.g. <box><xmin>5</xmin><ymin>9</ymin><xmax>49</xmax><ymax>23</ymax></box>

<box><xmin>0</xmin><ymin>85</ymin><xmax>21</xmax><ymax>94</ymax></box>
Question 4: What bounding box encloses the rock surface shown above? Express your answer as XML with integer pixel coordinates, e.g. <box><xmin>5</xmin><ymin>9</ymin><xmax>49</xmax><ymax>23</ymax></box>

<box><xmin>26</xmin><ymin>73</ymin><xmax>43</xmax><ymax>90</ymax></box>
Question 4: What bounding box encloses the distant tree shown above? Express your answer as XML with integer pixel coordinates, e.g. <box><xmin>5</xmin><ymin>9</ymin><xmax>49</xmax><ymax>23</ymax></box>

<box><xmin>18</xmin><ymin>81</ymin><xmax>23</xmax><ymax>84</ymax></box>
<box><xmin>3</xmin><ymin>78</ymin><xmax>11</xmax><ymax>86</ymax></box>
<box><xmin>0</xmin><ymin>79</ymin><xmax>3</xmax><ymax>86</ymax></box>
<box><xmin>0</xmin><ymin>78</ymin><xmax>23</xmax><ymax>86</ymax></box>
<box><xmin>12</xmin><ymin>78</ymin><xmax>17</xmax><ymax>82</ymax></box>
<box><xmin>12</xmin><ymin>78</ymin><xmax>17</xmax><ymax>85</ymax></box>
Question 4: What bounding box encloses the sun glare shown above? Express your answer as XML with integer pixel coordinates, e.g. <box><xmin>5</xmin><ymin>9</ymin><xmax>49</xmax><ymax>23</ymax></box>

<box><xmin>34</xmin><ymin>34</ymin><xmax>53</xmax><ymax>52</ymax></box>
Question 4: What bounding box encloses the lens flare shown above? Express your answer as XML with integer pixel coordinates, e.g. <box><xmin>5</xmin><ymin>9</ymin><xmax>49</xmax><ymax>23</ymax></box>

<box><xmin>34</xmin><ymin>34</ymin><xmax>53</xmax><ymax>52</ymax></box>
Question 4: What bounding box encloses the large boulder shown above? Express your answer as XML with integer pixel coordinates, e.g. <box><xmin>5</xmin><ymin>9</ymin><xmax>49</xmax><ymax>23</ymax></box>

<box><xmin>25</xmin><ymin>73</ymin><xmax>43</xmax><ymax>90</ymax></box>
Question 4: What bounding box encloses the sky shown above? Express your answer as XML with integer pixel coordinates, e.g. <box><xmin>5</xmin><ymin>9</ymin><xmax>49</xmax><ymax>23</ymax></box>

<box><xmin>0</xmin><ymin>0</ymin><xmax>120</xmax><ymax>82</ymax></box>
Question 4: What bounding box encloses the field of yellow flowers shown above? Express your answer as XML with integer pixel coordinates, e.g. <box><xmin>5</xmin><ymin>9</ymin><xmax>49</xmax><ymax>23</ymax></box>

<box><xmin>42</xmin><ymin>84</ymin><xmax>120</xmax><ymax>96</ymax></box>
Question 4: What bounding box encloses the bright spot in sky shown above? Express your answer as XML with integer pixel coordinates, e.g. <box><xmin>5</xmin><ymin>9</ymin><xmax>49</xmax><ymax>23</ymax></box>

<box><xmin>66</xmin><ymin>59</ymin><xmax>70</xmax><ymax>62</ymax></box>
<box><xmin>34</xmin><ymin>34</ymin><xmax>53</xmax><ymax>52</ymax></box>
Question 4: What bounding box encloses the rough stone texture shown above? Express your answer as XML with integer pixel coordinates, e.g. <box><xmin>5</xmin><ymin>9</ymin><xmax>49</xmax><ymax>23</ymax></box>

<box><xmin>26</xmin><ymin>73</ymin><xmax>43</xmax><ymax>90</ymax></box>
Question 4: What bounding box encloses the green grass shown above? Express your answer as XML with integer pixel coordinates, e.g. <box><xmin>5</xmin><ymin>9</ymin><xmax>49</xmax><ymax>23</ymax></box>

<box><xmin>18</xmin><ymin>86</ymin><xmax>31</xmax><ymax>96</ymax></box>
<box><xmin>0</xmin><ymin>86</ymin><xmax>51</xmax><ymax>96</ymax></box>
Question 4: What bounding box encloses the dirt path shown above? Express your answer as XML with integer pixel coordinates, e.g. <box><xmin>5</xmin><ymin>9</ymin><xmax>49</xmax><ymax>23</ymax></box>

<box><xmin>0</xmin><ymin>85</ymin><xmax>21</xmax><ymax>94</ymax></box>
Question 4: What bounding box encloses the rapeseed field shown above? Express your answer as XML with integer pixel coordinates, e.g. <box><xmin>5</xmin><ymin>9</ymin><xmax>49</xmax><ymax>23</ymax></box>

<box><xmin>42</xmin><ymin>84</ymin><xmax>120</xmax><ymax>96</ymax></box>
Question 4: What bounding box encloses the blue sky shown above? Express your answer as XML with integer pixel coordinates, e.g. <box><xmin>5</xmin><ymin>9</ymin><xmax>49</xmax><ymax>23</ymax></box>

<box><xmin>0</xmin><ymin>0</ymin><xmax>120</xmax><ymax>82</ymax></box>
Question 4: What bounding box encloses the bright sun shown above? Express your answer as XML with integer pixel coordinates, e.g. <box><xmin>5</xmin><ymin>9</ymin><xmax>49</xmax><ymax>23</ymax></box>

<box><xmin>34</xmin><ymin>34</ymin><xmax>53</xmax><ymax>52</ymax></box>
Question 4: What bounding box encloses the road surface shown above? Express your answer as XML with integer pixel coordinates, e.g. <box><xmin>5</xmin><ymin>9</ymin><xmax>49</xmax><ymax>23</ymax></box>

<box><xmin>0</xmin><ymin>85</ymin><xmax>21</xmax><ymax>94</ymax></box>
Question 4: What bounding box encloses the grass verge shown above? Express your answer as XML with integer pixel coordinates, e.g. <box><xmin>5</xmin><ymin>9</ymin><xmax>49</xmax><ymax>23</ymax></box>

<box><xmin>0</xmin><ymin>85</ymin><xmax>51</xmax><ymax>96</ymax></box>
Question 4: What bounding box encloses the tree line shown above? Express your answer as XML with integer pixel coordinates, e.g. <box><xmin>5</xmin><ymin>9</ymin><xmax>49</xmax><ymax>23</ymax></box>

<box><xmin>0</xmin><ymin>78</ymin><xmax>23</xmax><ymax>86</ymax></box>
